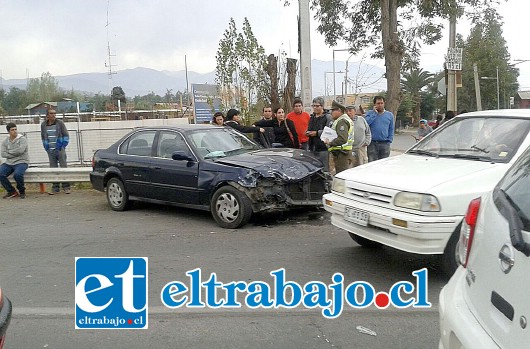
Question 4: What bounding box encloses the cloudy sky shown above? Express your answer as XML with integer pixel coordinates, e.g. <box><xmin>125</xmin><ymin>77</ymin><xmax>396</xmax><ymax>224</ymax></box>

<box><xmin>1</xmin><ymin>0</ymin><xmax>529</xmax><ymax>89</ymax></box>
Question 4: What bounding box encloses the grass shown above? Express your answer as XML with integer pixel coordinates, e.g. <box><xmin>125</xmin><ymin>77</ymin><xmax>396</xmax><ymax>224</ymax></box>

<box><xmin>0</xmin><ymin>182</ymin><xmax>92</xmax><ymax>193</ymax></box>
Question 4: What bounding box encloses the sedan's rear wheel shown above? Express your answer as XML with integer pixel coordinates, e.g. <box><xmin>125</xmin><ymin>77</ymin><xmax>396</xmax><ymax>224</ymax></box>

<box><xmin>211</xmin><ymin>186</ymin><xmax>252</xmax><ymax>229</ymax></box>
<box><xmin>348</xmin><ymin>233</ymin><xmax>382</xmax><ymax>248</ymax></box>
<box><xmin>106</xmin><ymin>178</ymin><xmax>130</xmax><ymax>211</ymax></box>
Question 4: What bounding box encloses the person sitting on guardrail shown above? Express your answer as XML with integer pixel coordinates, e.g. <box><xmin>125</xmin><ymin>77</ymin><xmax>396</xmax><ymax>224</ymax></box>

<box><xmin>41</xmin><ymin>109</ymin><xmax>71</xmax><ymax>194</ymax></box>
<box><xmin>0</xmin><ymin>123</ymin><xmax>29</xmax><ymax>199</ymax></box>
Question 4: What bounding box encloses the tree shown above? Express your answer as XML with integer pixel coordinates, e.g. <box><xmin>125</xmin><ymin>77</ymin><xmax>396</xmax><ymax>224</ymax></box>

<box><xmin>87</xmin><ymin>93</ymin><xmax>111</xmax><ymax>112</ymax></box>
<box><xmin>457</xmin><ymin>8</ymin><xmax>519</xmax><ymax>111</ymax></box>
<box><xmin>164</xmin><ymin>89</ymin><xmax>174</xmax><ymax>103</ymax></box>
<box><xmin>265</xmin><ymin>54</ymin><xmax>280</xmax><ymax>108</ymax></box>
<box><xmin>111</xmin><ymin>86</ymin><xmax>126</xmax><ymax>109</ymax></box>
<box><xmin>292</xmin><ymin>0</ymin><xmax>495</xmax><ymax>119</ymax></box>
<box><xmin>401</xmin><ymin>68</ymin><xmax>434</xmax><ymax>121</ymax></box>
<box><xmin>26</xmin><ymin>72</ymin><xmax>62</xmax><ymax>103</ymax></box>
<box><xmin>215</xmin><ymin>18</ymin><xmax>267</xmax><ymax>113</ymax></box>
<box><xmin>2</xmin><ymin>87</ymin><xmax>28</xmax><ymax>115</ymax></box>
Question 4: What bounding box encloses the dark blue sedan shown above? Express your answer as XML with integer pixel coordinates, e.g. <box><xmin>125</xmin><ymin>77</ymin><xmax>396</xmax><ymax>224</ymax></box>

<box><xmin>90</xmin><ymin>125</ymin><xmax>328</xmax><ymax>228</ymax></box>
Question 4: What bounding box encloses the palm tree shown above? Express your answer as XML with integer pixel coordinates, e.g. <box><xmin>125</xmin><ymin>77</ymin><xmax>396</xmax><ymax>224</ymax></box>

<box><xmin>401</xmin><ymin>69</ymin><xmax>434</xmax><ymax>122</ymax></box>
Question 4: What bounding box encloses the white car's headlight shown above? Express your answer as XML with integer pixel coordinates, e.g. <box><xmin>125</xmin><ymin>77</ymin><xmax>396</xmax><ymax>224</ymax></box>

<box><xmin>331</xmin><ymin>178</ymin><xmax>346</xmax><ymax>193</ymax></box>
<box><xmin>394</xmin><ymin>192</ymin><xmax>441</xmax><ymax>212</ymax></box>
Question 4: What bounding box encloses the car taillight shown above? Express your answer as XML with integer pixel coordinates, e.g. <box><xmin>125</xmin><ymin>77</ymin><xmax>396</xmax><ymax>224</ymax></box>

<box><xmin>458</xmin><ymin>197</ymin><xmax>481</xmax><ymax>268</ymax></box>
<box><xmin>91</xmin><ymin>156</ymin><xmax>95</xmax><ymax>168</ymax></box>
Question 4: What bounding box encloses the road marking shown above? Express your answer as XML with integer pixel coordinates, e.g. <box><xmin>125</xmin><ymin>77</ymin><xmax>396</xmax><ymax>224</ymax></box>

<box><xmin>13</xmin><ymin>305</ymin><xmax>438</xmax><ymax>317</ymax></box>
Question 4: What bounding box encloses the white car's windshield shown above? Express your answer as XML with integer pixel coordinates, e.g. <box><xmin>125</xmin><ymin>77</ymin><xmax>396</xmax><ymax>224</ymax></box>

<box><xmin>187</xmin><ymin>128</ymin><xmax>262</xmax><ymax>159</ymax></box>
<box><xmin>408</xmin><ymin>117</ymin><xmax>530</xmax><ymax>163</ymax></box>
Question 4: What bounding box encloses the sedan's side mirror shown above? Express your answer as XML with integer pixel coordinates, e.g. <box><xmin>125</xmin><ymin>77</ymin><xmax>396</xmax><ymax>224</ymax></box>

<box><xmin>171</xmin><ymin>151</ymin><xmax>194</xmax><ymax>161</ymax></box>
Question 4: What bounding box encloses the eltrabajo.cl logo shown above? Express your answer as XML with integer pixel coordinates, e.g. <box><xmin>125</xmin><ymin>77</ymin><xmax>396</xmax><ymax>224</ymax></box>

<box><xmin>75</xmin><ymin>257</ymin><xmax>148</xmax><ymax>329</ymax></box>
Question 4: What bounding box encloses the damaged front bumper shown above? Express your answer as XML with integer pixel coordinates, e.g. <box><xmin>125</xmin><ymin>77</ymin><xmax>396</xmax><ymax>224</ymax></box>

<box><xmin>234</xmin><ymin>171</ymin><xmax>330</xmax><ymax>213</ymax></box>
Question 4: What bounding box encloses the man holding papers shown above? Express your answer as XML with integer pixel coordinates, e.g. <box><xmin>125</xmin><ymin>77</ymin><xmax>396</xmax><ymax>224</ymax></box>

<box><xmin>324</xmin><ymin>101</ymin><xmax>354</xmax><ymax>175</ymax></box>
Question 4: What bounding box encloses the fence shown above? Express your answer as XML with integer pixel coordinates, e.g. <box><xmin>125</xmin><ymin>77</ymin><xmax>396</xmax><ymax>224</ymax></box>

<box><xmin>0</xmin><ymin>118</ymin><xmax>190</xmax><ymax>166</ymax></box>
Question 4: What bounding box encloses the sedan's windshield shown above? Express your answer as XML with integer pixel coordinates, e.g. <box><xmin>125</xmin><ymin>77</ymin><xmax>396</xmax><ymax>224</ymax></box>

<box><xmin>408</xmin><ymin>117</ymin><xmax>530</xmax><ymax>163</ymax></box>
<box><xmin>187</xmin><ymin>128</ymin><xmax>262</xmax><ymax>159</ymax></box>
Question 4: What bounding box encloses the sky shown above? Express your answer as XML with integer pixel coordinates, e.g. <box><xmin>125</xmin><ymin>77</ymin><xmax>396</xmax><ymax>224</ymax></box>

<box><xmin>1</xmin><ymin>0</ymin><xmax>529</xmax><ymax>90</ymax></box>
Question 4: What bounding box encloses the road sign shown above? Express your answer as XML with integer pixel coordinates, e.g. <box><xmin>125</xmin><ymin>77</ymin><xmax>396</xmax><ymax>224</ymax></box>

<box><xmin>445</xmin><ymin>48</ymin><xmax>463</xmax><ymax>71</ymax></box>
<box><xmin>437</xmin><ymin>78</ymin><xmax>446</xmax><ymax>96</ymax></box>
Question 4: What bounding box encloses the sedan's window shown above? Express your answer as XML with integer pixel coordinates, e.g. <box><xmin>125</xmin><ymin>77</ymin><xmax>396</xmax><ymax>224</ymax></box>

<box><xmin>157</xmin><ymin>132</ymin><xmax>190</xmax><ymax>159</ymax></box>
<box><xmin>120</xmin><ymin>131</ymin><xmax>156</xmax><ymax>156</ymax></box>
<box><xmin>187</xmin><ymin>128</ymin><xmax>261</xmax><ymax>159</ymax></box>
<box><xmin>410</xmin><ymin>117</ymin><xmax>530</xmax><ymax>163</ymax></box>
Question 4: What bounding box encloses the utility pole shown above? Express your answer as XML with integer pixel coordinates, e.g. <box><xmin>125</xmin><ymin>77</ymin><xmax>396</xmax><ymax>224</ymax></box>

<box><xmin>446</xmin><ymin>13</ymin><xmax>457</xmax><ymax>112</ymax></box>
<box><xmin>473</xmin><ymin>63</ymin><xmax>482</xmax><ymax>111</ymax></box>
<box><xmin>496</xmin><ymin>66</ymin><xmax>500</xmax><ymax>110</ymax></box>
<box><xmin>298</xmin><ymin>0</ymin><xmax>312</xmax><ymax>113</ymax></box>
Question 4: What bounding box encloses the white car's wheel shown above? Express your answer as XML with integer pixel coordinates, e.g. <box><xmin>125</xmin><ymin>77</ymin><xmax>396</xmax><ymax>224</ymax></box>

<box><xmin>348</xmin><ymin>233</ymin><xmax>382</xmax><ymax>248</ymax></box>
<box><xmin>442</xmin><ymin>223</ymin><xmax>462</xmax><ymax>277</ymax></box>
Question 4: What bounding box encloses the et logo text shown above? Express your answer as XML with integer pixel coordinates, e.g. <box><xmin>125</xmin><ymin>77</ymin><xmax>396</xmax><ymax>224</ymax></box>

<box><xmin>75</xmin><ymin>257</ymin><xmax>148</xmax><ymax>329</ymax></box>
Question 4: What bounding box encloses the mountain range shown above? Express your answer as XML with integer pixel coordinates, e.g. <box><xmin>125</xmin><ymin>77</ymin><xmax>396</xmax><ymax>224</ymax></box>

<box><xmin>0</xmin><ymin>60</ymin><xmax>387</xmax><ymax>98</ymax></box>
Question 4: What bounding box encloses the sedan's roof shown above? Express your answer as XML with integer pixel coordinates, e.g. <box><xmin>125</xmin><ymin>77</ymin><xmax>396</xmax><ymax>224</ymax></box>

<box><xmin>133</xmin><ymin>124</ymin><xmax>222</xmax><ymax>131</ymax></box>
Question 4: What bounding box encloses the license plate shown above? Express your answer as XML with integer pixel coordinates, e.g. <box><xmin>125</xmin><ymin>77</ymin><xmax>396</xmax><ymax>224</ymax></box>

<box><xmin>344</xmin><ymin>207</ymin><xmax>369</xmax><ymax>226</ymax></box>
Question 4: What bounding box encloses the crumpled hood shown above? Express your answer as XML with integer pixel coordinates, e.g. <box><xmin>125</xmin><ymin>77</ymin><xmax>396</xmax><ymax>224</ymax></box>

<box><xmin>337</xmin><ymin>154</ymin><xmax>508</xmax><ymax>193</ymax></box>
<box><xmin>215</xmin><ymin>148</ymin><xmax>323</xmax><ymax>180</ymax></box>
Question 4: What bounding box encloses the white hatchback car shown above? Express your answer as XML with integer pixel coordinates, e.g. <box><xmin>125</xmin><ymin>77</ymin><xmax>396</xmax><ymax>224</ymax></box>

<box><xmin>323</xmin><ymin>110</ymin><xmax>530</xmax><ymax>275</ymax></box>
<box><xmin>439</xmin><ymin>143</ymin><xmax>530</xmax><ymax>348</ymax></box>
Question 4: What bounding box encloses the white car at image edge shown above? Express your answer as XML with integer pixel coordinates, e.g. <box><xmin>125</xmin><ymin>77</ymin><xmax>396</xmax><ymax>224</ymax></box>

<box><xmin>439</xmin><ymin>140</ymin><xmax>530</xmax><ymax>348</ymax></box>
<box><xmin>323</xmin><ymin>109</ymin><xmax>530</xmax><ymax>275</ymax></box>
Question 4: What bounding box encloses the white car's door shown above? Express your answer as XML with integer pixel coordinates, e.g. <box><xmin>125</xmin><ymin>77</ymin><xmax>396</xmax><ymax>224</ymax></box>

<box><xmin>464</xmin><ymin>150</ymin><xmax>530</xmax><ymax>348</ymax></box>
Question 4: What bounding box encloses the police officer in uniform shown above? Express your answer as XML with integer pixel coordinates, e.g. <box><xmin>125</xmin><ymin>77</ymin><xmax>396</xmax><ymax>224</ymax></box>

<box><xmin>325</xmin><ymin>100</ymin><xmax>354</xmax><ymax>175</ymax></box>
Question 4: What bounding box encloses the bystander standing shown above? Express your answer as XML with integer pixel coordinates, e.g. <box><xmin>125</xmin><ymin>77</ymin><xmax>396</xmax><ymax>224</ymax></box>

<box><xmin>365</xmin><ymin>96</ymin><xmax>394</xmax><ymax>162</ymax></box>
<box><xmin>286</xmin><ymin>98</ymin><xmax>310</xmax><ymax>150</ymax></box>
<box><xmin>41</xmin><ymin>109</ymin><xmax>71</xmax><ymax>194</ymax></box>
<box><xmin>347</xmin><ymin>105</ymin><xmax>371</xmax><ymax>166</ymax></box>
<box><xmin>212</xmin><ymin>112</ymin><xmax>224</xmax><ymax>126</ymax></box>
<box><xmin>306</xmin><ymin>97</ymin><xmax>332</xmax><ymax>173</ymax></box>
<box><xmin>325</xmin><ymin>101</ymin><xmax>354</xmax><ymax>175</ymax></box>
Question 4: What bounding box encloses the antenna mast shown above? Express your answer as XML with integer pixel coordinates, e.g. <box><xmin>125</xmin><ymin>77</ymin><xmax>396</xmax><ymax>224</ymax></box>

<box><xmin>105</xmin><ymin>0</ymin><xmax>117</xmax><ymax>93</ymax></box>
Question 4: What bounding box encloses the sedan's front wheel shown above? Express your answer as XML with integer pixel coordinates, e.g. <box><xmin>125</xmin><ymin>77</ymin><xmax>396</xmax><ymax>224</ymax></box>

<box><xmin>211</xmin><ymin>186</ymin><xmax>252</xmax><ymax>229</ymax></box>
<box><xmin>106</xmin><ymin>177</ymin><xmax>131</xmax><ymax>211</ymax></box>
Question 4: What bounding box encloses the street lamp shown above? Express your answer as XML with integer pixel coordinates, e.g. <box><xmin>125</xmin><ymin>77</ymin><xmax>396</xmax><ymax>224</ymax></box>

<box><xmin>333</xmin><ymin>48</ymin><xmax>349</xmax><ymax>101</ymax></box>
<box><xmin>344</xmin><ymin>53</ymin><xmax>355</xmax><ymax>100</ymax></box>
<box><xmin>324</xmin><ymin>71</ymin><xmax>344</xmax><ymax>106</ymax></box>
<box><xmin>480</xmin><ymin>66</ymin><xmax>500</xmax><ymax>110</ymax></box>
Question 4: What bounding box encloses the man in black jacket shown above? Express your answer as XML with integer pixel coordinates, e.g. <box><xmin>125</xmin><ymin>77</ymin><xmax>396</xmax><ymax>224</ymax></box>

<box><xmin>306</xmin><ymin>97</ymin><xmax>332</xmax><ymax>172</ymax></box>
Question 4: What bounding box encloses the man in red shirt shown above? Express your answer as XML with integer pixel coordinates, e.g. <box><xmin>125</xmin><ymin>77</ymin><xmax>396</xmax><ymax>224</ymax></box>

<box><xmin>286</xmin><ymin>98</ymin><xmax>310</xmax><ymax>150</ymax></box>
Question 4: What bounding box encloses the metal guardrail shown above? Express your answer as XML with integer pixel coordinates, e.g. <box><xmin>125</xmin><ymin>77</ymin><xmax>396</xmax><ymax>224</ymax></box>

<box><xmin>21</xmin><ymin>167</ymin><xmax>92</xmax><ymax>183</ymax></box>
<box><xmin>8</xmin><ymin>167</ymin><xmax>93</xmax><ymax>193</ymax></box>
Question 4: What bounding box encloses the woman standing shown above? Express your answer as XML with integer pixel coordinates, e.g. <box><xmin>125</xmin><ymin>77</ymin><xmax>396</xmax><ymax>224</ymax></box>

<box><xmin>255</xmin><ymin>107</ymin><xmax>299</xmax><ymax>148</ymax></box>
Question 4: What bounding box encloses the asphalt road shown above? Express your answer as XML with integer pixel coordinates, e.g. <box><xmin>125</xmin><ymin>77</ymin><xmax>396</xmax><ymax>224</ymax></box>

<box><xmin>1</xmin><ymin>182</ymin><xmax>445</xmax><ymax>349</ymax></box>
